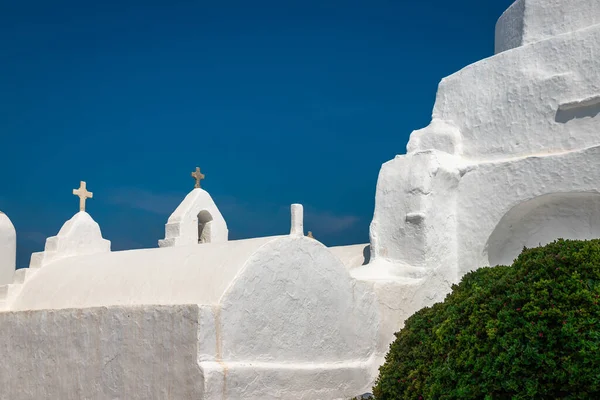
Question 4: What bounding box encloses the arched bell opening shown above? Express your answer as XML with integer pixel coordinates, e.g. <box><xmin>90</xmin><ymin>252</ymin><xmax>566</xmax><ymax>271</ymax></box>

<box><xmin>197</xmin><ymin>210</ymin><xmax>214</xmax><ymax>244</ymax></box>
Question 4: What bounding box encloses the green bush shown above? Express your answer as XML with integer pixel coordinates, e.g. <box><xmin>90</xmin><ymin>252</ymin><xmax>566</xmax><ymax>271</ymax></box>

<box><xmin>373</xmin><ymin>239</ymin><xmax>600</xmax><ymax>399</ymax></box>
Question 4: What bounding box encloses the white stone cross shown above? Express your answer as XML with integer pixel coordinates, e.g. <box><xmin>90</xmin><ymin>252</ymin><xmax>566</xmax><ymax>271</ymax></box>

<box><xmin>73</xmin><ymin>181</ymin><xmax>93</xmax><ymax>212</ymax></box>
<box><xmin>191</xmin><ymin>167</ymin><xmax>205</xmax><ymax>189</ymax></box>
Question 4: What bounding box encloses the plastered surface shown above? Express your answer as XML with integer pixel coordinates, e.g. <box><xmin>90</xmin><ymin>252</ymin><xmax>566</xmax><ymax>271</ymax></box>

<box><xmin>12</xmin><ymin>236</ymin><xmax>279</xmax><ymax>311</ymax></box>
<box><xmin>3</xmin><ymin>235</ymin><xmax>379</xmax><ymax>399</ymax></box>
<box><xmin>159</xmin><ymin>188</ymin><xmax>228</xmax><ymax>247</ymax></box>
<box><xmin>495</xmin><ymin>0</ymin><xmax>600</xmax><ymax>53</ymax></box>
<box><xmin>371</xmin><ymin>7</ymin><xmax>600</xmax><ymax>277</ymax></box>
<box><xmin>0</xmin><ymin>305</ymin><xmax>204</xmax><ymax>399</ymax></box>
<box><xmin>0</xmin><ymin>212</ymin><xmax>16</xmax><ymax>285</ymax></box>
<box><xmin>2</xmin><ymin>2</ymin><xmax>600</xmax><ymax>398</ymax></box>
<box><xmin>28</xmin><ymin>211</ymin><xmax>110</xmax><ymax>270</ymax></box>
<box><xmin>366</xmin><ymin>0</ymin><xmax>600</xmax><ymax>372</ymax></box>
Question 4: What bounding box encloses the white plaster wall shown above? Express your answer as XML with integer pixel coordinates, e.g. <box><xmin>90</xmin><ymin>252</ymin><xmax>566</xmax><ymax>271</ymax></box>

<box><xmin>50</xmin><ymin>211</ymin><xmax>110</xmax><ymax>256</ymax></box>
<box><xmin>496</xmin><ymin>0</ymin><xmax>600</xmax><ymax>54</ymax></box>
<box><xmin>418</xmin><ymin>24</ymin><xmax>600</xmax><ymax>160</ymax></box>
<box><xmin>159</xmin><ymin>188</ymin><xmax>228</xmax><ymax>247</ymax></box>
<box><xmin>329</xmin><ymin>243</ymin><xmax>370</xmax><ymax>269</ymax></box>
<box><xmin>366</xmin><ymin>277</ymin><xmax>453</xmax><ymax>375</ymax></box>
<box><xmin>369</xmin><ymin>150</ymin><xmax>461</xmax><ymax>281</ymax></box>
<box><xmin>8</xmin><ymin>234</ymin><xmax>381</xmax><ymax>399</ymax></box>
<box><xmin>212</xmin><ymin>236</ymin><xmax>380</xmax><ymax>398</ymax></box>
<box><xmin>201</xmin><ymin>360</ymin><xmax>374</xmax><ymax>400</ymax></box>
<box><xmin>360</xmin><ymin>4</ymin><xmax>600</xmax><ymax>391</ymax></box>
<box><xmin>457</xmin><ymin>144</ymin><xmax>600</xmax><ymax>276</ymax></box>
<box><xmin>29</xmin><ymin>212</ymin><xmax>111</xmax><ymax>270</ymax></box>
<box><xmin>406</xmin><ymin>119</ymin><xmax>463</xmax><ymax>156</ymax></box>
<box><xmin>376</xmin><ymin>20</ymin><xmax>600</xmax><ymax>276</ymax></box>
<box><xmin>12</xmin><ymin>236</ymin><xmax>280</xmax><ymax>311</ymax></box>
<box><xmin>0</xmin><ymin>305</ymin><xmax>204</xmax><ymax>399</ymax></box>
<box><xmin>0</xmin><ymin>212</ymin><xmax>16</xmax><ymax>285</ymax></box>
<box><xmin>495</xmin><ymin>0</ymin><xmax>526</xmax><ymax>54</ymax></box>
<box><xmin>363</xmin><ymin>14</ymin><xmax>600</xmax><ymax>367</ymax></box>
<box><xmin>487</xmin><ymin>193</ymin><xmax>600</xmax><ymax>266</ymax></box>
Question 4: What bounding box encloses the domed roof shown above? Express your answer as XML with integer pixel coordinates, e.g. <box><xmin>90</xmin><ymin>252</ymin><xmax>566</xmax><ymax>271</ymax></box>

<box><xmin>12</xmin><ymin>236</ymin><xmax>282</xmax><ymax>311</ymax></box>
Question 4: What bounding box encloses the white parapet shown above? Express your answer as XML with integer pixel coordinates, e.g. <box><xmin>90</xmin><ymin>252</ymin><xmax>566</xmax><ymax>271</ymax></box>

<box><xmin>495</xmin><ymin>0</ymin><xmax>600</xmax><ymax>53</ymax></box>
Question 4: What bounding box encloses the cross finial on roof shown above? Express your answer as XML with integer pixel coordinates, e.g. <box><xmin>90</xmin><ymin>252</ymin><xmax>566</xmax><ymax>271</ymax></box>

<box><xmin>73</xmin><ymin>181</ymin><xmax>93</xmax><ymax>212</ymax></box>
<box><xmin>191</xmin><ymin>167</ymin><xmax>205</xmax><ymax>189</ymax></box>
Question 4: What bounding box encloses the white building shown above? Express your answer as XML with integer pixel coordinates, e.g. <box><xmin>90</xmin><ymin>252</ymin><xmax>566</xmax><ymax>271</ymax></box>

<box><xmin>1</xmin><ymin>1</ymin><xmax>599</xmax><ymax>398</ymax></box>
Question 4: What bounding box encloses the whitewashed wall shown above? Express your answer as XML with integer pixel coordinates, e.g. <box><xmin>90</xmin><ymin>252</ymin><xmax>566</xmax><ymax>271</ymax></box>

<box><xmin>0</xmin><ymin>212</ymin><xmax>16</xmax><ymax>285</ymax></box>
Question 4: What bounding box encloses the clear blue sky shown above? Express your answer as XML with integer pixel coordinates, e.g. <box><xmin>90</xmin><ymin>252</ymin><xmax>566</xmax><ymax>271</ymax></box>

<box><xmin>0</xmin><ymin>0</ymin><xmax>513</xmax><ymax>267</ymax></box>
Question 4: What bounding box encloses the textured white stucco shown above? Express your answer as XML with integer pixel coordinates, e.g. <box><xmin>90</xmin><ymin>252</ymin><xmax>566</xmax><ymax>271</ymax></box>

<box><xmin>364</xmin><ymin>0</ymin><xmax>600</xmax><ymax>374</ymax></box>
<box><xmin>371</xmin><ymin>9</ymin><xmax>600</xmax><ymax>277</ymax></box>
<box><xmin>487</xmin><ymin>192</ymin><xmax>600</xmax><ymax>266</ymax></box>
<box><xmin>369</xmin><ymin>150</ymin><xmax>461</xmax><ymax>281</ymax></box>
<box><xmin>29</xmin><ymin>211</ymin><xmax>110</xmax><ymax>269</ymax></box>
<box><xmin>495</xmin><ymin>0</ymin><xmax>600</xmax><ymax>54</ymax></box>
<box><xmin>0</xmin><ymin>212</ymin><xmax>16</xmax><ymax>285</ymax></box>
<box><xmin>329</xmin><ymin>243</ymin><xmax>370</xmax><ymax>269</ymax></box>
<box><xmin>159</xmin><ymin>188</ymin><xmax>228</xmax><ymax>247</ymax></box>
<box><xmin>3</xmin><ymin>234</ymin><xmax>379</xmax><ymax>399</ymax></box>
<box><xmin>212</xmin><ymin>236</ymin><xmax>379</xmax><ymax>398</ymax></box>
<box><xmin>13</xmin><ymin>236</ymin><xmax>279</xmax><ymax>311</ymax></box>
<box><xmin>456</xmin><ymin>145</ymin><xmax>600</xmax><ymax>275</ymax></box>
<box><xmin>2</xmin><ymin>2</ymin><xmax>600</xmax><ymax>398</ymax></box>
<box><xmin>434</xmin><ymin>25</ymin><xmax>600</xmax><ymax>161</ymax></box>
<box><xmin>0</xmin><ymin>305</ymin><xmax>205</xmax><ymax>399</ymax></box>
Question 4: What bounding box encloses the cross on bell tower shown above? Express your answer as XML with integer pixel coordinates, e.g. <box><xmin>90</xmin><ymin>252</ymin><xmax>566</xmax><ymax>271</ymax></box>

<box><xmin>191</xmin><ymin>167</ymin><xmax>205</xmax><ymax>189</ymax></box>
<box><xmin>73</xmin><ymin>181</ymin><xmax>93</xmax><ymax>212</ymax></box>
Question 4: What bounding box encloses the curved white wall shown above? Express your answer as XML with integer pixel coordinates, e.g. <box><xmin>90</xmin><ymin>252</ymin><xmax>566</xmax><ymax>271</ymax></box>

<box><xmin>215</xmin><ymin>236</ymin><xmax>379</xmax><ymax>398</ymax></box>
<box><xmin>487</xmin><ymin>193</ymin><xmax>600</xmax><ymax>266</ymax></box>
<box><xmin>495</xmin><ymin>0</ymin><xmax>526</xmax><ymax>54</ymax></box>
<box><xmin>12</xmin><ymin>236</ymin><xmax>279</xmax><ymax>311</ymax></box>
<box><xmin>221</xmin><ymin>236</ymin><xmax>378</xmax><ymax>363</ymax></box>
<box><xmin>496</xmin><ymin>0</ymin><xmax>600</xmax><ymax>54</ymax></box>
<box><xmin>458</xmin><ymin>144</ymin><xmax>600</xmax><ymax>275</ymax></box>
<box><xmin>427</xmin><ymin>24</ymin><xmax>600</xmax><ymax>160</ymax></box>
<box><xmin>0</xmin><ymin>212</ymin><xmax>16</xmax><ymax>285</ymax></box>
<box><xmin>371</xmin><ymin>4</ymin><xmax>600</xmax><ymax>284</ymax></box>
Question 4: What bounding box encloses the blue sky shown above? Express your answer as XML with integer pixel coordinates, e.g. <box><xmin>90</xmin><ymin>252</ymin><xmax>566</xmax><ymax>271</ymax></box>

<box><xmin>0</xmin><ymin>0</ymin><xmax>513</xmax><ymax>267</ymax></box>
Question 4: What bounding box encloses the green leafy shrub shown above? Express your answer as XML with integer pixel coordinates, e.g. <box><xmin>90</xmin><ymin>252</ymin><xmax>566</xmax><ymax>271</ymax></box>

<box><xmin>373</xmin><ymin>239</ymin><xmax>600</xmax><ymax>399</ymax></box>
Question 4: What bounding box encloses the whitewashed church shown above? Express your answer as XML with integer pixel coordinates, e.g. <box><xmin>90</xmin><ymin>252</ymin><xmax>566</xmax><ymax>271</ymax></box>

<box><xmin>1</xmin><ymin>1</ymin><xmax>600</xmax><ymax>398</ymax></box>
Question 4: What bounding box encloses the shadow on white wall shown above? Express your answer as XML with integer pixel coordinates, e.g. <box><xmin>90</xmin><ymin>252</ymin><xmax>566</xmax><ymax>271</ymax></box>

<box><xmin>486</xmin><ymin>192</ymin><xmax>600</xmax><ymax>266</ymax></box>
